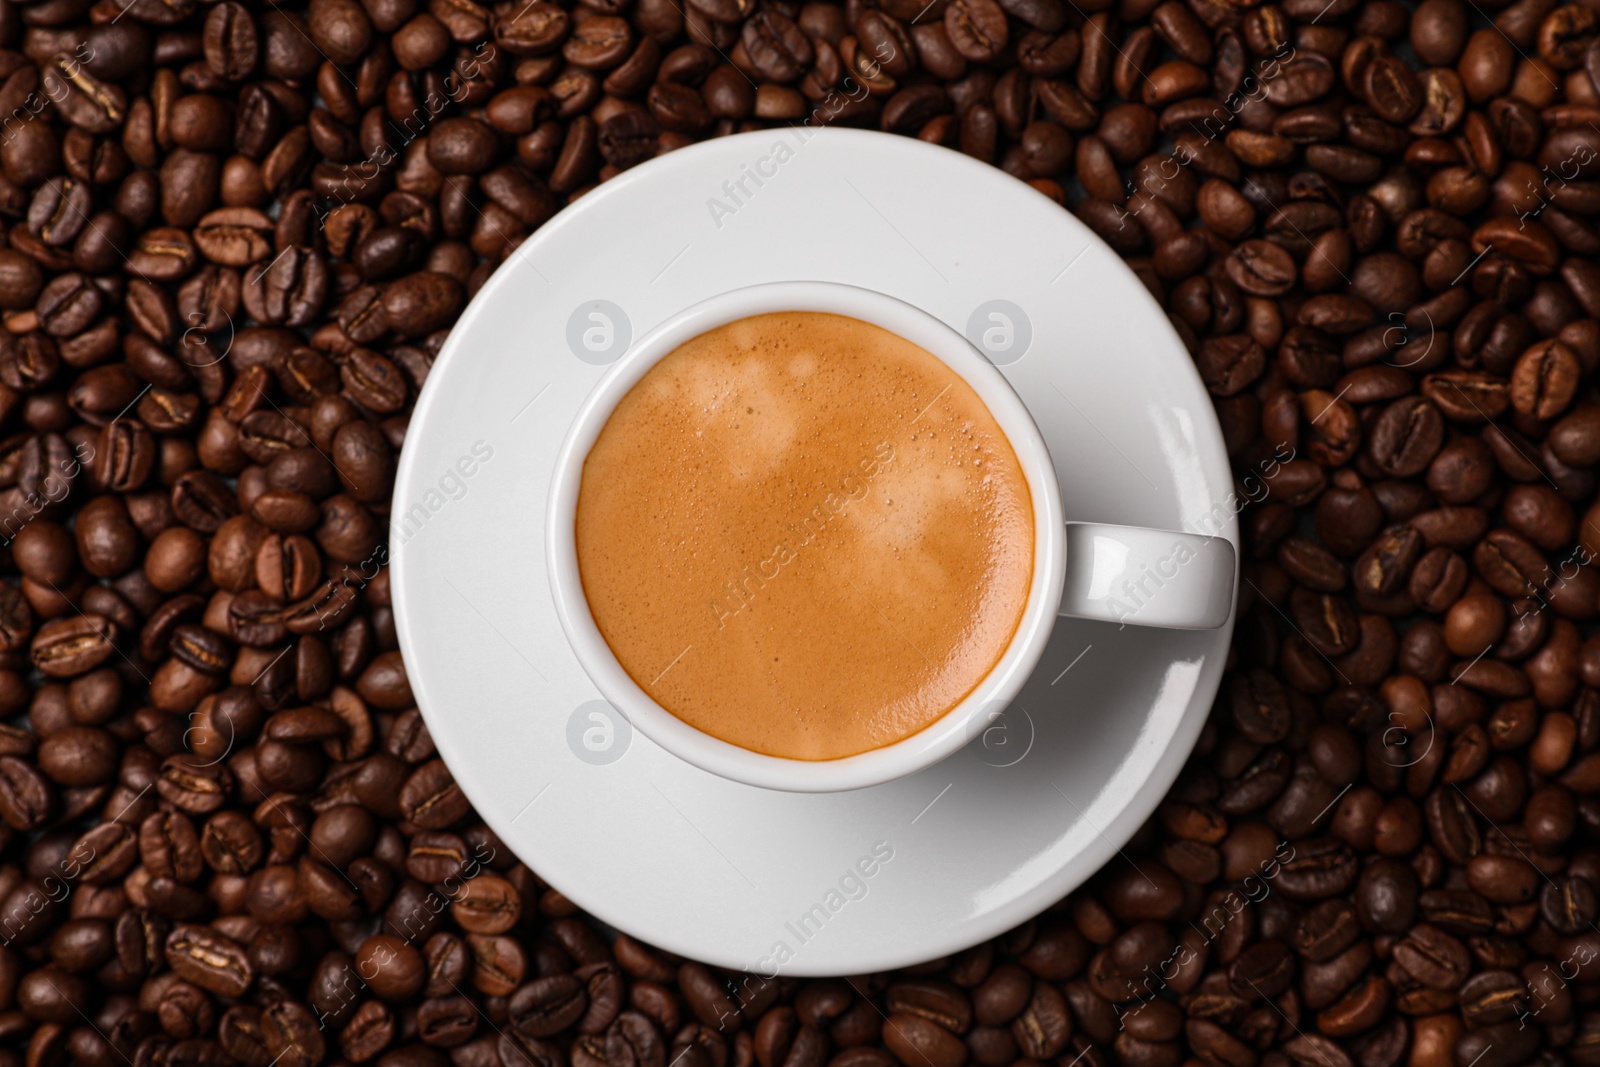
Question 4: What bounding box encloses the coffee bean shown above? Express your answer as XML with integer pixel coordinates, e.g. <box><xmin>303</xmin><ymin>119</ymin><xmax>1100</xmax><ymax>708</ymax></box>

<box><xmin>354</xmin><ymin>932</ymin><xmax>426</xmax><ymax>1001</ymax></box>
<box><xmin>1228</xmin><ymin>669</ymin><xmax>1290</xmax><ymax>744</ymax></box>
<box><xmin>884</xmin><ymin>1015</ymin><xmax>965</xmax><ymax>1067</ymax></box>
<box><xmin>1292</xmin><ymin>900</ymin><xmax>1360</xmax><ymax>964</ymax></box>
<box><xmin>37</xmin><ymin>726</ymin><xmax>118</xmax><ymax>786</ymax></box>
<box><xmin>1185</xmin><ymin>1020</ymin><xmax>1253</xmax><ymax>1067</ymax></box>
<box><xmin>1465</xmin><ymin>854</ymin><xmax>1539</xmax><ymax>904</ymax></box>
<box><xmin>0</xmin><ymin>755</ymin><xmax>55</xmax><ymax>831</ymax></box>
<box><xmin>1009</xmin><ymin>982</ymin><xmax>1067</xmax><ymax>1057</ymax></box>
<box><xmin>203</xmin><ymin>2</ymin><xmax>260</xmax><ymax>79</ymax></box>
<box><xmin>1276</xmin><ymin>838</ymin><xmax>1359</xmax><ymax>900</ymax></box>
<box><xmin>1393</xmin><ymin>925</ymin><xmax>1472</xmax><ymax>989</ymax></box>
<box><xmin>1228</xmin><ymin>939</ymin><xmax>1294</xmax><ymax>999</ymax></box>
<box><xmin>1226</xmin><ymin>240</ymin><xmax>1296</xmax><ymax>296</ymax></box>
<box><xmin>166</xmin><ymin>923</ymin><xmax>254</xmax><ymax>997</ymax></box>
<box><xmin>31</xmin><ymin>616</ymin><xmax>118</xmax><ymax>679</ymax></box>
<box><xmin>242</xmin><ymin>245</ymin><xmax>327</xmax><ymax>327</ymax></box>
<box><xmin>1452</xmin><ymin>1021</ymin><xmax>1539</xmax><ymax>1067</ymax></box>
<box><xmin>945</xmin><ymin>0</ymin><xmax>1008</xmax><ymax>62</ymax></box>
<box><xmin>509</xmin><ymin>974</ymin><xmax>589</xmax><ymax>1038</ymax></box>
<box><xmin>1457</xmin><ymin>971</ymin><xmax>1525</xmax><ymax>1028</ymax></box>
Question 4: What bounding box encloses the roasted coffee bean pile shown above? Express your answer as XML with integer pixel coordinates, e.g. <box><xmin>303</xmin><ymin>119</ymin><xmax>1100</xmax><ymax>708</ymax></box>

<box><xmin>0</xmin><ymin>0</ymin><xmax>1599</xmax><ymax>1062</ymax></box>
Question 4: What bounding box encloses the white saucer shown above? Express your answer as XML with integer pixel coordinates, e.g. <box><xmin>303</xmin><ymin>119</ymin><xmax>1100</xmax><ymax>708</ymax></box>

<box><xmin>391</xmin><ymin>129</ymin><xmax>1239</xmax><ymax>975</ymax></box>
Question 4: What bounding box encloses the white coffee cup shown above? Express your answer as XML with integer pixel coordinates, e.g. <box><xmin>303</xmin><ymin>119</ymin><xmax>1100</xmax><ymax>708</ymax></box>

<box><xmin>546</xmin><ymin>281</ymin><xmax>1235</xmax><ymax>793</ymax></box>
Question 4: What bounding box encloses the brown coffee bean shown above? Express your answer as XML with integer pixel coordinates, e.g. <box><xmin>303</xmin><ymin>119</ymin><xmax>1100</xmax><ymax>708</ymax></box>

<box><xmin>399</xmin><ymin>759</ymin><xmax>469</xmax><ymax>829</ymax></box>
<box><xmin>1393</xmin><ymin>924</ymin><xmax>1471</xmax><ymax>989</ymax></box>
<box><xmin>510</xmin><ymin>975</ymin><xmax>589</xmax><ymax>1037</ymax></box>
<box><xmin>166</xmin><ymin>923</ymin><xmax>253</xmax><ymax>997</ymax></box>
<box><xmin>1465</xmin><ymin>854</ymin><xmax>1539</xmax><ymax>904</ymax></box>
<box><xmin>1369</xmin><ymin>397</ymin><xmax>1445</xmax><ymax>476</ymax></box>
<box><xmin>0</xmin><ymin>755</ymin><xmax>55</xmax><ymax>831</ymax></box>
<box><xmin>1226</xmin><ymin>240</ymin><xmax>1296</xmax><ymax>296</ymax></box>
<box><xmin>356</xmin><ymin>933</ymin><xmax>426</xmax><ymax>1001</ymax></box>
<box><xmin>32</xmin><ymin>616</ymin><xmax>118</xmax><ymax>679</ymax></box>
<box><xmin>1509</xmin><ymin>339</ymin><xmax>1580</xmax><ymax>419</ymax></box>
<box><xmin>945</xmin><ymin>0</ymin><xmax>1008</xmax><ymax>62</ymax></box>
<box><xmin>884</xmin><ymin>1015</ymin><xmax>965</xmax><ymax>1067</ymax></box>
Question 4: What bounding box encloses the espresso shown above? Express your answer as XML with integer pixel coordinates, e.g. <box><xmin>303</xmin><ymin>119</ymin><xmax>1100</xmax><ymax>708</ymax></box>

<box><xmin>574</xmin><ymin>311</ymin><xmax>1034</xmax><ymax>761</ymax></box>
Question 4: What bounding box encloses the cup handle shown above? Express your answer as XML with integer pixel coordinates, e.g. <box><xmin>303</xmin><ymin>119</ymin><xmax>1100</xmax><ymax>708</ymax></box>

<box><xmin>1059</xmin><ymin>522</ymin><xmax>1236</xmax><ymax>630</ymax></box>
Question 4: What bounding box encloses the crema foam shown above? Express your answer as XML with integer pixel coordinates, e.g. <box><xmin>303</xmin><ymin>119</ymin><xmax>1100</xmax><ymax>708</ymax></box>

<box><xmin>574</xmin><ymin>312</ymin><xmax>1034</xmax><ymax>760</ymax></box>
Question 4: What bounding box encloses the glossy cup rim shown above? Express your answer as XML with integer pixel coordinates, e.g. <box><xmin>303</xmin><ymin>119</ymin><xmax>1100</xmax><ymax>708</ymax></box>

<box><xmin>545</xmin><ymin>280</ymin><xmax>1066</xmax><ymax>792</ymax></box>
